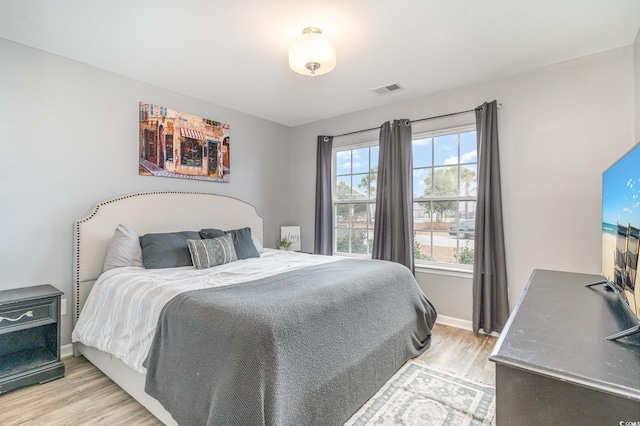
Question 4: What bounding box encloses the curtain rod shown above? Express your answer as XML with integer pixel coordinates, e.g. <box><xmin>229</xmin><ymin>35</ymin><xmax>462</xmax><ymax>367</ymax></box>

<box><xmin>331</xmin><ymin>104</ymin><xmax>501</xmax><ymax>138</ymax></box>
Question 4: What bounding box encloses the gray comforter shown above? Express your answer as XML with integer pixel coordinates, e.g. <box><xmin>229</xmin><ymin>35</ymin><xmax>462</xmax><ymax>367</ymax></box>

<box><xmin>144</xmin><ymin>258</ymin><xmax>437</xmax><ymax>426</ymax></box>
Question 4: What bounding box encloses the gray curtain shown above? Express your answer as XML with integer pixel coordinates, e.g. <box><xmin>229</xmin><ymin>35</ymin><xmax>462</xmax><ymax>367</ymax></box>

<box><xmin>372</xmin><ymin>120</ymin><xmax>414</xmax><ymax>273</ymax></box>
<box><xmin>314</xmin><ymin>136</ymin><xmax>333</xmax><ymax>255</ymax></box>
<box><xmin>473</xmin><ymin>101</ymin><xmax>509</xmax><ymax>334</ymax></box>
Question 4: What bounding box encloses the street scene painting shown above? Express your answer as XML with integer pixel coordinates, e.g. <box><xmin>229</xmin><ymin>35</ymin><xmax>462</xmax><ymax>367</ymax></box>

<box><xmin>139</xmin><ymin>102</ymin><xmax>230</xmax><ymax>182</ymax></box>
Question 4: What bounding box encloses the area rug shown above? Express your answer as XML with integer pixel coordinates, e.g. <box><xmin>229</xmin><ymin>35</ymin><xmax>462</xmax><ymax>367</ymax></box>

<box><xmin>344</xmin><ymin>361</ymin><xmax>496</xmax><ymax>426</ymax></box>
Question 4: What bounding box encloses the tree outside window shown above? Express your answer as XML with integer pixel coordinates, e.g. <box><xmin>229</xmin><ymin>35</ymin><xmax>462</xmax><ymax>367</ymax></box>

<box><xmin>332</xmin><ymin>126</ymin><xmax>477</xmax><ymax>268</ymax></box>
<box><xmin>413</xmin><ymin>128</ymin><xmax>477</xmax><ymax>266</ymax></box>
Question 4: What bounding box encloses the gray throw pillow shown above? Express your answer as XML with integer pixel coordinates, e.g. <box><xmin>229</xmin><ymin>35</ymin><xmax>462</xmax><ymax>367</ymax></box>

<box><xmin>225</xmin><ymin>227</ymin><xmax>260</xmax><ymax>259</ymax></box>
<box><xmin>140</xmin><ymin>231</ymin><xmax>201</xmax><ymax>269</ymax></box>
<box><xmin>200</xmin><ymin>227</ymin><xmax>260</xmax><ymax>260</ymax></box>
<box><xmin>187</xmin><ymin>234</ymin><xmax>238</xmax><ymax>269</ymax></box>
<box><xmin>199</xmin><ymin>228</ymin><xmax>226</xmax><ymax>239</ymax></box>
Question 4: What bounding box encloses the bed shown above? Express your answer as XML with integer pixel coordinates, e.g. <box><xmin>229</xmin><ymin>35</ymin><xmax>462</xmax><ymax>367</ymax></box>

<box><xmin>72</xmin><ymin>191</ymin><xmax>436</xmax><ymax>425</ymax></box>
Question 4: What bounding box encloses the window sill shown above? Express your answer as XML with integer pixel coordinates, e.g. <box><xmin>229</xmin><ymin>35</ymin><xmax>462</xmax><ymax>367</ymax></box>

<box><xmin>415</xmin><ymin>263</ymin><xmax>473</xmax><ymax>279</ymax></box>
<box><xmin>334</xmin><ymin>253</ymin><xmax>474</xmax><ymax>279</ymax></box>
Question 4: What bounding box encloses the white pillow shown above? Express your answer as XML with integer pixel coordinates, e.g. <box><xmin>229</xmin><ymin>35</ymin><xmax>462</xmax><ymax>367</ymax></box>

<box><xmin>103</xmin><ymin>224</ymin><xmax>144</xmax><ymax>272</ymax></box>
<box><xmin>251</xmin><ymin>233</ymin><xmax>265</xmax><ymax>253</ymax></box>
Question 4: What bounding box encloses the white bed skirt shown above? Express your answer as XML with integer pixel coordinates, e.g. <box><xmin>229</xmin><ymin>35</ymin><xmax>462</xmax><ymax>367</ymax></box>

<box><xmin>76</xmin><ymin>343</ymin><xmax>178</xmax><ymax>426</ymax></box>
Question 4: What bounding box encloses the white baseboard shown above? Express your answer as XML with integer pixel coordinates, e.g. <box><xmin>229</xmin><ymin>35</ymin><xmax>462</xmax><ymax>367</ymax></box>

<box><xmin>436</xmin><ymin>315</ymin><xmax>500</xmax><ymax>337</ymax></box>
<box><xmin>61</xmin><ymin>343</ymin><xmax>74</xmax><ymax>359</ymax></box>
<box><xmin>436</xmin><ymin>315</ymin><xmax>473</xmax><ymax>330</ymax></box>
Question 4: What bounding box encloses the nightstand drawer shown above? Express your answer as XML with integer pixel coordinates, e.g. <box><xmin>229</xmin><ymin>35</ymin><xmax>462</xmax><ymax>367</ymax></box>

<box><xmin>0</xmin><ymin>299</ymin><xmax>57</xmax><ymax>334</ymax></box>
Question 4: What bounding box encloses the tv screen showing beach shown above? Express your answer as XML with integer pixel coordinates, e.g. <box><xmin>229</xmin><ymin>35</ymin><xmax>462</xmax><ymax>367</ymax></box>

<box><xmin>602</xmin><ymin>142</ymin><xmax>640</xmax><ymax>318</ymax></box>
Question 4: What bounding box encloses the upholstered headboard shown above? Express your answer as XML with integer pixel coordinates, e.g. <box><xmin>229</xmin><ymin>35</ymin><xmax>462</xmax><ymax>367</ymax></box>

<box><xmin>73</xmin><ymin>191</ymin><xmax>264</xmax><ymax>324</ymax></box>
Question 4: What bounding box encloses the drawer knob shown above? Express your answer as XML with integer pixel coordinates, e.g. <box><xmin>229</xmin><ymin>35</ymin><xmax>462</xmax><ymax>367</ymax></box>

<box><xmin>0</xmin><ymin>311</ymin><xmax>34</xmax><ymax>323</ymax></box>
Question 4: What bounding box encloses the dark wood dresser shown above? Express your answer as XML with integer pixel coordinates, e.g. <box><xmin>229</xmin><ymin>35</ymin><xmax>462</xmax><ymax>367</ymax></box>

<box><xmin>490</xmin><ymin>269</ymin><xmax>640</xmax><ymax>425</ymax></box>
<box><xmin>0</xmin><ymin>285</ymin><xmax>65</xmax><ymax>394</ymax></box>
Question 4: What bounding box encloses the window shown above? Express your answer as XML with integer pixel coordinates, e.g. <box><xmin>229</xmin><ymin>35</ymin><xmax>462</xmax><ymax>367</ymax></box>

<box><xmin>413</xmin><ymin>127</ymin><xmax>477</xmax><ymax>267</ymax></box>
<box><xmin>332</xmin><ymin>126</ymin><xmax>477</xmax><ymax>268</ymax></box>
<box><xmin>333</xmin><ymin>145</ymin><xmax>378</xmax><ymax>255</ymax></box>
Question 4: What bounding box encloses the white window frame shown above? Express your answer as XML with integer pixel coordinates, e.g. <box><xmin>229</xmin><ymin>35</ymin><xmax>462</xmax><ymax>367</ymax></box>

<box><xmin>412</xmin><ymin>125</ymin><xmax>477</xmax><ymax>272</ymax></box>
<box><xmin>330</xmin><ymin>125</ymin><xmax>477</xmax><ymax>272</ymax></box>
<box><xmin>332</xmin><ymin>141</ymin><xmax>378</xmax><ymax>257</ymax></box>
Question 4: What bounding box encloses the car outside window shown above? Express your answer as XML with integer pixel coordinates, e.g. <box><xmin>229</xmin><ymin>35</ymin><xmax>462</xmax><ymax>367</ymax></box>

<box><xmin>332</xmin><ymin>126</ymin><xmax>477</xmax><ymax>268</ymax></box>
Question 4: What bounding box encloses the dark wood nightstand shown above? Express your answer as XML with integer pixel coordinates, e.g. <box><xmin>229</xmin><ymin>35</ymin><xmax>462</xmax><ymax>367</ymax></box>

<box><xmin>0</xmin><ymin>285</ymin><xmax>65</xmax><ymax>394</ymax></box>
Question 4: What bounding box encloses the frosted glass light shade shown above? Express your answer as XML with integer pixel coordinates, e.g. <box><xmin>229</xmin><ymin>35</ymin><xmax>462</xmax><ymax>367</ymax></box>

<box><xmin>288</xmin><ymin>27</ymin><xmax>336</xmax><ymax>76</ymax></box>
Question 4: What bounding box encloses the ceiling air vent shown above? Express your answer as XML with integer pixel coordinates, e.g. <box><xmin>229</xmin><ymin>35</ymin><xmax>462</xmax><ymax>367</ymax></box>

<box><xmin>371</xmin><ymin>83</ymin><xmax>403</xmax><ymax>95</ymax></box>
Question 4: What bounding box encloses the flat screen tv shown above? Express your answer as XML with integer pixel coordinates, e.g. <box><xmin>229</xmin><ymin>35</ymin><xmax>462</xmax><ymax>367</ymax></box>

<box><xmin>592</xmin><ymin>141</ymin><xmax>640</xmax><ymax>340</ymax></box>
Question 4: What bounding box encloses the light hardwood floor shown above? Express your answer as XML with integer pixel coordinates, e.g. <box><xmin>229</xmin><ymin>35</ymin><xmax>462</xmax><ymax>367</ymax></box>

<box><xmin>0</xmin><ymin>324</ymin><xmax>497</xmax><ymax>425</ymax></box>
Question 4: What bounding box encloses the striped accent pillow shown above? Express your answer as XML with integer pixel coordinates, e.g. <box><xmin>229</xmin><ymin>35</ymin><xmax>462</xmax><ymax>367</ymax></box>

<box><xmin>186</xmin><ymin>234</ymin><xmax>238</xmax><ymax>269</ymax></box>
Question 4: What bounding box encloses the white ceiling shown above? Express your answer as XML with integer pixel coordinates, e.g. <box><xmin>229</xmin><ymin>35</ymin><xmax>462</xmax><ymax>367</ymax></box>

<box><xmin>1</xmin><ymin>1</ymin><xmax>639</xmax><ymax>127</ymax></box>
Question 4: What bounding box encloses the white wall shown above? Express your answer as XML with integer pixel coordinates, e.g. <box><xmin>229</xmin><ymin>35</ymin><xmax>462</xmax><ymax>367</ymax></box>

<box><xmin>0</xmin><ymin>38</ymin><xmax>292</xmax><ymax>344</ymax></box>
<box><xmin>635</xmin><ymin>29</ymin><xmax>640</xmax><ymax>140</ymax></box>
<box><xmin>1</xmin><ymin>36</ymin><xmax>636</xmax><ymax>344</ymax></box>
<box><xmin>289</xmin><ymin>47</ymin><xmax>636</xmax><ymax>322</ymax></box>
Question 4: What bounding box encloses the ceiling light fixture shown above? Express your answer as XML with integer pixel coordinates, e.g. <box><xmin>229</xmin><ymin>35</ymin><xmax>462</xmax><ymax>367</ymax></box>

<box><xmin>288</xmin><ymin>27</ymin><xmax>336</xmax><ymax>77</ymax></box>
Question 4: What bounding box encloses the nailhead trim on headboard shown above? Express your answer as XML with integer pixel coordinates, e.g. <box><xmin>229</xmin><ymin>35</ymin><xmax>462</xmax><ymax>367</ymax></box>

<box><xmin>73</xmin><ymin>191</ymin><xmax>264</xmax><ymax>324</ymax></box>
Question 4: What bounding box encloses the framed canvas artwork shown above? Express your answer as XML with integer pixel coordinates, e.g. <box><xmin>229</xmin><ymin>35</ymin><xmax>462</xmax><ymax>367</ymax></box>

<box><xmin>139</xmin><ymin>102</ymin><xmax>230</xmax><ymax>182</ymax></box>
